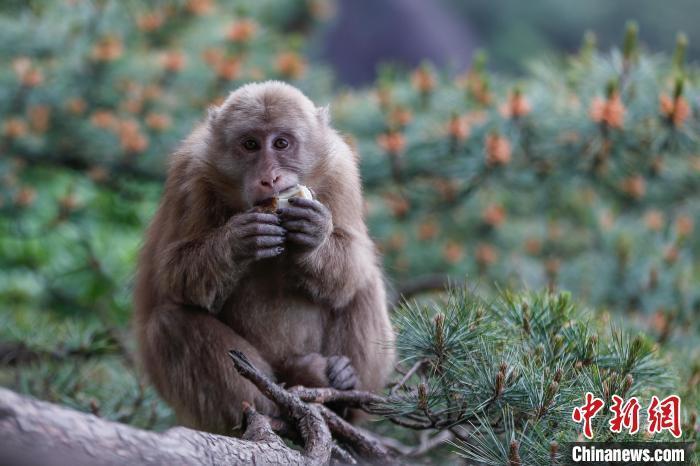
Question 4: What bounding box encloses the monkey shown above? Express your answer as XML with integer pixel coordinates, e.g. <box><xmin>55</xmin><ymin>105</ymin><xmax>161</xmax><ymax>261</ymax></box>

<box><xmin>133</xmin><ymin>81</ymin><xmax>395</xmax><ymax>434</ymax></box>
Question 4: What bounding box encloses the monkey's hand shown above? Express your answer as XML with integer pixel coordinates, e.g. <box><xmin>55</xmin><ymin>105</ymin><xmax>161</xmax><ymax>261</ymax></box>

<box><xmin>326</xmin><ymin>355</ymin><xmax>358</xmax><ymax>390</ymax></box>
<box><xmin>228</xmin><ymin>211</ymin><xmax>286</xmax><ymax>261</ymax></box>
<box><xmin>278</xmin><ymin>198</ymin><xmax>332</xmax><ymax>252</ymax></box>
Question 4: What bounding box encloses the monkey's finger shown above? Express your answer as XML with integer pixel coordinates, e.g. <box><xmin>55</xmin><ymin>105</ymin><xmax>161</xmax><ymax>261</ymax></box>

<box><xmin>327</xmin><ymin>355</ymin><xmax>350</xmax><ymax>367</ymax></box>
<box><xmin>334</xmin><ymin>374</ymin><xmax>358</xmax><ymax>391</ymax></box>
<box><xmin>237</xmin><ymin>212</ymin><xmax>281</xmax><ymax>226</ymax></box>
<box><xmin>345</xmin><ymin>375</ymin><xmax>358</xmax><ymax>390</ymax></box>
<box><xmin>239</xmin><ymin>223</ymin><xmax>286</xmax><ymax>237</ymax></box>
<box><xmin>330</xmin><ymin>369</ymin><xmax>358</xmax><ymax>390</ymax></box>
<box><xmin>277</xmin><ymin>206</ymin><xmax>319</xmax><ymax>222</ymax></box>
<box><xmin>327</xmin><ymin>356</ymin><xmax>352</xmax><ymax>378</ymax></box>
<box><xmin>327</xmin><ymin>355</ymin><xmax>341</xmax><ymax>365</ymax></box>
<box><xmin>248</xmin><ymin>235</ymin><xmax>286</xmax><ymax>248</ymax></box>
<box><xmin>327</xmin><ymin>356</ymin><xmax>353</xmax><ymax>386</ymax></box>
<box><xmin>288</xmin><ymin>197</ymin><xmax>328</xmax><ymax>215</ymax></box>
<box><xmin>250</xmin><ymin>246</ymin><xmax>284</xmax><ymax>261</ymax></box>
<box><xmin>330</xmin><ymin>364</ymin><xmax>355</xmax><ymax>386</ymax></box>
<box><xmin>286</xmin><ymin>232</ymin><xmax>318</xmax><ymax>248</ymax></box>
<box><xmin>280</xmin><ymin>219</ymin><xmax>314</xmax><ymax>233</ymax></box>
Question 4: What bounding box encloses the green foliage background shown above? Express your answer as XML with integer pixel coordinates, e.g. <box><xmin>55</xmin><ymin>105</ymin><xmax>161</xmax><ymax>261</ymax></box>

<box><xmin>0</xmin><ymin>0</ymin><xmax>698</xmax><ymax>460</ymax></box>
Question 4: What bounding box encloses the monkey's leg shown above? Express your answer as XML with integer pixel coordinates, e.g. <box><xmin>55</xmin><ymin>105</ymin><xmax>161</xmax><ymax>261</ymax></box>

<box><xmin>139</xmin><ymin>304</ymin><xmax>278</xmax><ymax>435</ymax></box>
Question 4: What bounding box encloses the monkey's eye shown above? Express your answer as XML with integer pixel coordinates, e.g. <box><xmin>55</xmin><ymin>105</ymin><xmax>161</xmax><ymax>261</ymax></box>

<box><xmin>273</xmin><ymin>137</ymin><xmax>289</xmax><ymax>150</ymax></box>
<box><xmin>242</xmin><ymin>139</ymin><xmax>259</xmax><ymax>151</ymax></box>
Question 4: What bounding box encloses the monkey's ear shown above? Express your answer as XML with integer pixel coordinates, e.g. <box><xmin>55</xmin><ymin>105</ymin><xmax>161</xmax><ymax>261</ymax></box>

<box><xmin>316</xmin><ymin>105</ymin><xmax>331</xmax><ymax>127</ymax></box>
<box><xmin>207</xmin><ymin>105</ymin><xmax>220</xmax><ymax>125</ymax></box>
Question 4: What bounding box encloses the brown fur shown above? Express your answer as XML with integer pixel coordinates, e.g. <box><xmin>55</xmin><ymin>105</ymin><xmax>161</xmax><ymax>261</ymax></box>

<box><xmin>134</xmin><ymin>81</ymin><xmax>395</xmax><ymax>434</ymax></box>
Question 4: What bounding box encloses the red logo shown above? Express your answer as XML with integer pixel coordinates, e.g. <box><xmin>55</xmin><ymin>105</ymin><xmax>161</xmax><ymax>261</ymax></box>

<box><xmin>647</xmin><ymin>395</ymin><xmax>682</xmax><ymax>438</ymax></box>
<box><xmin>572</xmin><ymin>392</ymin><xmax>605</xmax><ymax>439</ymax></box>
<box><xmin>609</xmin><ymin>395</ymin><xmax>641</xmax><ymax>434</ymax></box>
<box><xmin>573</xmin><ymin>393</ymin><xmax>682</xmax><ymax>439</ymax></box>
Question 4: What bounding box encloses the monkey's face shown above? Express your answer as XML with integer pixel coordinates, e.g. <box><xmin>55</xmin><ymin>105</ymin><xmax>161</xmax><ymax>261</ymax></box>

<box><xmin>206</xmin><ymin>83</ymin><xmax>328</xmax><ymax>208</ymax></box>
<box><xmin>229</xmin><ymin>126</ymin><xmax>306</xmax><ymax>206</ymax></box>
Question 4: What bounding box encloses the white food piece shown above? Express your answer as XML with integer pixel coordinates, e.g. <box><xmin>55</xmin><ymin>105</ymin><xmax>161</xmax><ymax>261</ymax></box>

<box><xmin>276</xmin><ymin>184</ymin><xmax>313</xmax><ymax>209</ymax></box>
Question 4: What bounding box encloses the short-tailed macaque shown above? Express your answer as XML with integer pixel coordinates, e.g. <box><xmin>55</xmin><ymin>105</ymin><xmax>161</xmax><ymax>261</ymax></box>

<box><xmin>134</xmin><ymin>81</ymin><xmax>395</xmax><ymax>434</ymax></box>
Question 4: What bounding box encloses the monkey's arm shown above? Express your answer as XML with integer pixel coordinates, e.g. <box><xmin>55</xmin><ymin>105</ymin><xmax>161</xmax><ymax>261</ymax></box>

<box><xmin>328</xmin><ymin>279</ymin><xmax>396</xmax><ymax>392</ymax></box>
<box><xmin>280</xmin><ymin>197</ymin><xmax>376</xmax><ymax>309</ymax></box>
<box><xmin>300</xmin><ymin>227</ymin><xmax>376</xmax><ymax>308</ymax></box>
<box><xmin>157</xmin><ymin>211</ymin><xmax>285</xmax><ymax>313</ymax></box>
<box><xmin>158</xmin><ymin>223</ymin><xmax>242</xmax><ymax>313</ymax></box>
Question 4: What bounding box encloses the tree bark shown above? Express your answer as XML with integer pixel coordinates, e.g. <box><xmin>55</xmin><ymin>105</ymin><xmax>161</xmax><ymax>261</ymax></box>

<box><xmin>0</xmin><ymin>352</ymin><xmax>409</xmax><ymax>465</ymax></box>
<box><xmin>0</xmin><ymin>387</ymin><xmax>311</xmax><ymax>466</ymax></box>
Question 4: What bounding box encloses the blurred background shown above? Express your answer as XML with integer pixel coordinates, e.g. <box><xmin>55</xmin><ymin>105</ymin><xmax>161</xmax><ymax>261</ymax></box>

<box><xmin>319</xmin><ymin>0</ymin><xmax>700</xmax><ymax>85</ymax></box>
<box><xmin>0</xmin><ymin>0</ymin><xmax>698</xmax><ymax>434</ymax></box>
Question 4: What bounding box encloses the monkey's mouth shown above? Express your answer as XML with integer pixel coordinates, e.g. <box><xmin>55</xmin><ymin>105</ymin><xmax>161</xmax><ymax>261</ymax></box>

<box><xmin>253</xmin><ymin>184</ymin><xmax>313</xmax><ymax>211</ymax></box>
<box><xmin>252</xmin><ymin>185</ymin><xmax>294</xmax><ymax>210</ymax></box>
<box><xmin>254</xmin><ymin>185</ymin><xmax>296</xmax><ymax>205</ymax></box>
<box><xmin>275</xmin><ymin>184</ymin><xmax>298</xmax><ymax>197</ymax></box>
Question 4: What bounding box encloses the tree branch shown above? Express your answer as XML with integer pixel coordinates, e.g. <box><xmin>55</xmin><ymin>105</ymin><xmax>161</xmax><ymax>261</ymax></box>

<box><xmin>318</xmin><ymin>404</ymin><xmax>395</xmax><ymax>463</ymax></box>
<box><xmin>390</xmin><ymin>274</ymin><xmax>452</xmax><ymax>307</ymax></box>
<box><xmin>228</xmin><ymin>350</ymin><xmax>401</xmax><ymax>464</ymax></box>
<box><xmin>1</xmin><ymin>350</ymin><xmax>455</xmax><ymax>466</ymax></box>
<box><xmin>241</xmin><ymin>401</ymin><xmax>285</xmax><ymax>445</ymax></box>
<box><xmin>0</xmin><ymin>338</ymin><xmax>120</xmax><ymax>367</ymax></box>
<box><xmin>374</xmin><ymin>429</ymin><xmax>454</xmax><ymax>457</ymax></box>
<box><xmin>290</xmin><ymin>386</ymin><xmax>385</xmax><ymax>407</ymax></box>
<box><xmin>228</xmin><ymin>350</ymin><xmax>332</xmax><ymax>465</ymax></box>
<box><xmin>389</xmin><ymin>358</ymin><xmax>427</xmax><ymax>396</ymax></box>
<box><xmin>0</xmin><ymin>387</ymin><xmax>311</xmax><ymax>466</ymax></box>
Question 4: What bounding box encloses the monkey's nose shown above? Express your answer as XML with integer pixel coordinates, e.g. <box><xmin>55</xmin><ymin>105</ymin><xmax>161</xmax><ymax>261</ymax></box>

<box><xmin>260</xmin><ymin>175</ymin><xmax>281</xmax><ymax>188</ymax></box>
